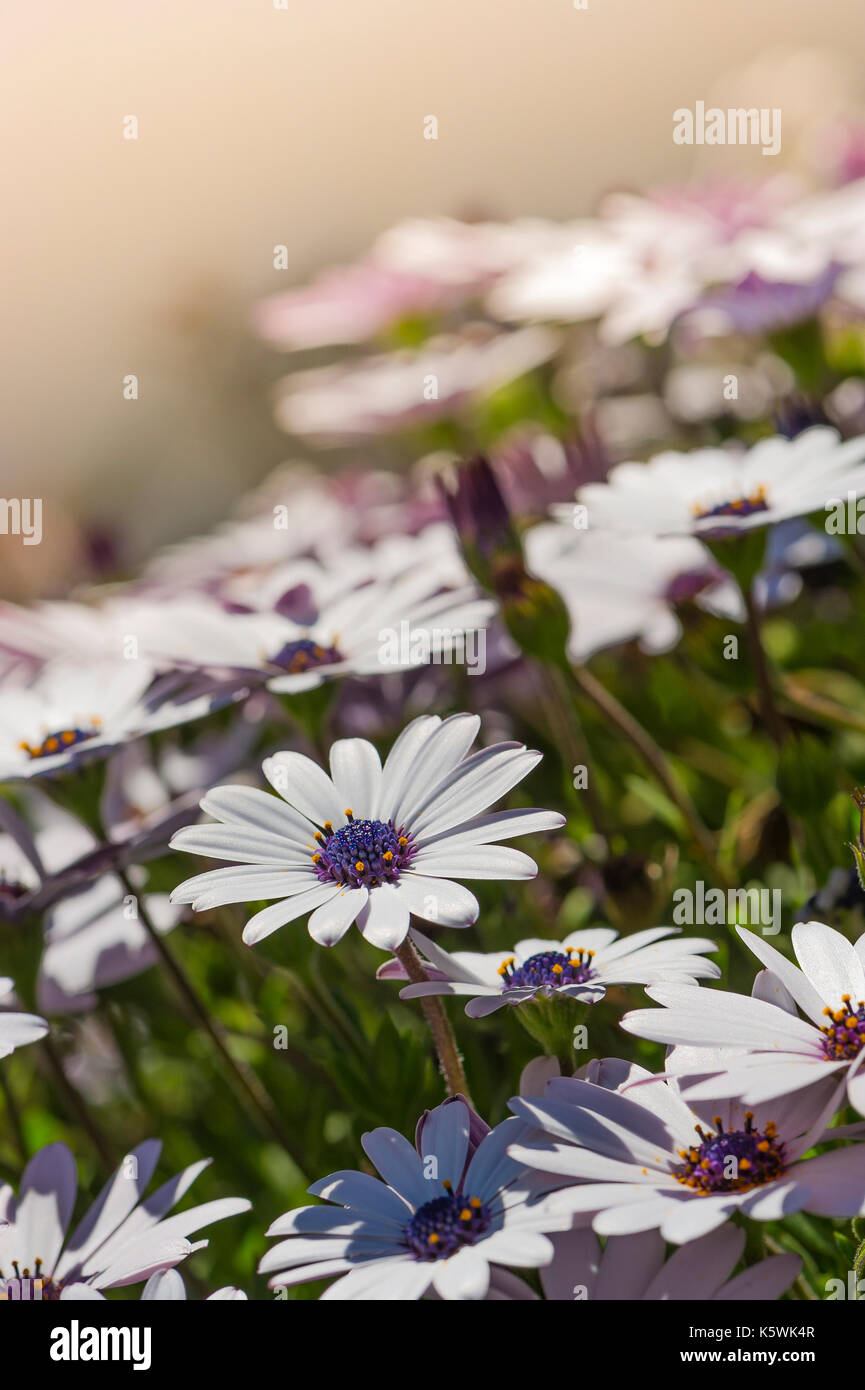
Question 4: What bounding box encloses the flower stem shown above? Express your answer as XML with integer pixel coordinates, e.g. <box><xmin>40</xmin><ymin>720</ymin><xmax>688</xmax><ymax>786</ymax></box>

<box><xmin>531</xmin><ymin>662</ymin><xmax>611</xmax><ymax>840</ymax></box>
<box><xmin>394</xmin><ymin>935</ymin><xmax>473</xmax><ymax>1105</ymax></box>
<box><xmin>0</xmin><ymin>1069</ymin><xmax>27</xmax><ymax>1165</ymax></box>
<box><xmin>115</xmin><ymin>868</ymin><xmax>303</xmax><ymax>1165</ymax></box>
<box><xmin>743</xmin><ymin>585</ymin><xmax>786</xmax><ymax>747</ymax></box>
<box><xmin>568</xmin><ymin>663</ymin><xmax>729</xmax><ymax>885</ymax></box>
<box><xmin>40</xmin><ymin>1035</ymin><xmax>117</xmax><ymax>1169</ymax></box>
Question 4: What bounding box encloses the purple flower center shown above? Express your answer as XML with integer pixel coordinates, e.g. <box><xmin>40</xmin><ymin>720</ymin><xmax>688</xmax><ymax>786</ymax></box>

<box><xmin>692</xmin><ymin>485</ymin><xmax>769</xmax><ymax>538</ymax></box>
<box><xmin>18</xmin><ymin>726</ymin><xmax>99</xmax><ymax>760</ymax></box>
<box><xmin>0</xmin><ymin>1262</ymin><xmax>62</xmax><ymax>1300</ymax></box>
<box><xmin>499</xmin><ymin>947</ymin><xmax>596</xmax><ymax>992</ymax></box>
<box><xmin>404</xmin><ymin>1189</ymin><xmax>492</xmax><ymax>1260</ymax></box>
<box><xmin>269</xmin><ymin>638</ymin><xmax>342</xmax><ymax>675</ymax></box>
<box><xmin>311</xmin><ymin>812</ymin><xmax>416</xmax><ymax>888</ymax></box>
<box><xmin>674</xmin><ymin>1113</ymin><xmax>785</xmax><ymax>1195</ymax></box>
<box><xmin>820</xmin><ymin>996</ymin><xmax>865</xmax><ymax>1060</ymax></box>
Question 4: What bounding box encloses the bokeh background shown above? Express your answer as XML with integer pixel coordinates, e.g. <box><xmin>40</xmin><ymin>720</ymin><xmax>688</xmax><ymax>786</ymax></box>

<box><xmin>5</xmin><ymin>0</ymin><xmax>865</xmax><ymax>592</ymax></box>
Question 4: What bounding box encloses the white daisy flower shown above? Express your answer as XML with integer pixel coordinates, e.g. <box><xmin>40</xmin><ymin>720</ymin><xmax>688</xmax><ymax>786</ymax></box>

<box><xmin>554</xmin><ymin>426</ymin><xmax>865</xmax><ymax>539</ymax></box>
<box><xmin>0</xmin><ymin>599</ymin><xmax>131</xmax><ymax>672</ymax></box>
<box><xmin>130</xmin><ymin>577</ymin><xmax>493</xmax><ymax>696</ymax></box>
<box><xmin>255</xmin><ymin>261</ymin><xmax>466</xmax><ymax>351</ymax></box>
<box><xmin>0</xmin><ymin>1140</ymin><xmax>250</xmax><ymax>1298</ymax></box>
<box><xmin>524</xmin><ymin>523</ymin><xmax>743</xmax><ymax>662</ymax></box>
<box><xmin>378</xmin><ymin>925</ymin><xmax>719</xmax><ymax>1018</ymax></box>
<box><xmin>170</xmin><ymin>714</ymin><xmax>564</xmax><ymax>950</ymax></box>
<box><xmin>0</xmin><ymin>979</ymin><xmax>48</xmax><ymax>1059</ymax></box>
<box><xmin>508</xmin><ymin>1054</ymin><xmax>865</xmax><ymax>1245</ymax></box>
<box><xmin>259</xmin><ymin>1097</ymin><xmax>568</xmax><ymax>1301</ymax></box>
<box><xmin>535</xmin><ymin>1224</ymin><xmax>801</xmax><ymax>1302</ymax></box>
<box><xmin>221</xmin><ymin>522</ymin><xmax>472</xmax><ymax>616</ymax></box>
<box><xmin>140</xmin><ymin>469</ymin><xmax>349</xmax><ymax>592</ymax></box>
<box><xmin>620</xmin><ymin>920</ymin><xmax>865</xmax><ymax>1115</ymax></box>
<box><xmin>273</xmin><ymin>327</ymin><xmax>558</xmax><ymax>443</ymax></box>
<box><xmin>0</xmin><ymin>659</ymin><xmax>226</xmax><ymax>782</ymax></box>
<box><xmin>61</xmin><ymin>1268</ymin><xmax>247</xmax><ymax>1301</ymax></box>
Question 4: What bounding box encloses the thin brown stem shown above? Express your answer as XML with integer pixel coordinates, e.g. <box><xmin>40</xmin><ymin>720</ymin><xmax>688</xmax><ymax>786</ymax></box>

<box><xmin>394</xmin><ymin>936</ymin><xmax>473</xmax><ymax>1105</ymax></box>
<box><xmin>531</xmin><ymin>662</ymin><xmax>610</xmax><ymax>840</ymax></box>
<box><xmin>743</xmin><ymin>586</ymin><xmax>786</xmax><ymax>747</ymax></box>
<box><xmin>0</xmin><ymin>1069</ymin><xmax>27</xmax><ymax>1165</ymax></box>
<box><xmin>116</xmin><ymin>869</ymin><xmax>303</xmax><ymax>1166</ymax></box>
<box><xmin>40</xmin><ymin>1036</ymin><xmax>116</xmax><ymax>1169</ymax></box>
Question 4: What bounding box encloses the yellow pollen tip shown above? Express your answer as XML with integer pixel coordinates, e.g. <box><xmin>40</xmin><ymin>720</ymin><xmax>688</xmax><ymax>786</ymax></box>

<box><xmin>460</xmin><ymin>1208</ymin><xmax>471</xmax><ymax>1221</ymax></box>
<box><xmin>428</xmin><ymin>1233</ymin><xmax>440</xmax><ymax>1245</ymax></box>
<box><xmin>383</xmin><ymin>851</ymin><xmax>393</xmax><ymax>862</ymax></box>
<box><xmin>355</xmin><ymin>861</ymin><xmax>365</xmax><ymax>872</ymax></box>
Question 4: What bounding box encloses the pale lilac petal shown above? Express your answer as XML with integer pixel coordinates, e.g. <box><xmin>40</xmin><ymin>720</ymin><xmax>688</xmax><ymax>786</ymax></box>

<box><xmin>360</xmin><ymin>1129</ymin><xmax>429</xmax><ymax>1207</ymax></box>
<box><xmin>715</xmin><ymin>1253</ymin><xmax>802</xmax><ymax>1301</ymax></box>
<box><xmin>418</xmin><ymin>1102</ymin><xmax>470</xmax><ymax>1190</ymax></box>
<box><xmin>7</xmin><ymin>1144</ymin><xmax>78</xmax><ymax>1277</ymax></box>
<box><xmin>751</xmin><ymin>968</ymin><xmax>798</xmax><ymax>1015</ymax></box>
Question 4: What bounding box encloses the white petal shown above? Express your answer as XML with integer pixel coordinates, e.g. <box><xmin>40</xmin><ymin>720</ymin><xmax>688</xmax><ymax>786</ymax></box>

<box><xmin>329</xmin><ymin>740</ymin><xmax>382</xmax><ymax>817</ymax></box>
<box><xmin>431</xmin><ymin>1246</ymin><xmax>490</xmax><ymax>1300</ymax></box>
<box><xmin>242</xmin><ymin>884</ymin><xmax>341</xmax><ymax>945</ymax></box>
<box><xmin>307</xmin><ymin>888</ymin><xmax>369</xmax><ymax>947</ymax></box>
<box><xmin>412</xmin><ymin>845</ymin><xmax>537</xmax><ymax>880</ymax></box>
<box><xmin>262</xmin><ymin>751</ymin><xmax>344</xmax><ymax>827</ymax></box>
<box><xmin>395</xmin><ymin>874</ymin><xmax>479</xmax><ymax>927</ymax></box>
<box><xmin>792</xmin><ymin>919</ymin><xmax>865</xmax><ymax>1007</ymax></box>
<box><xmin>356</xmin><ymin>886</ymin><xmax>410</xmax><ymax>951</ymax></box>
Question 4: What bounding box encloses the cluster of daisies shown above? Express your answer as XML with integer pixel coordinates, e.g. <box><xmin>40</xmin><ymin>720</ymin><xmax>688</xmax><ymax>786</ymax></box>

<box><xmin>3</xmin><ymin>693</ymin><xmax>865</xmax><ymax>1299</ymax></box>
<box><xmin>5</xmin><ymin>147</ymin><xmax>865</xmax><ymax>1302</ymax></box>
